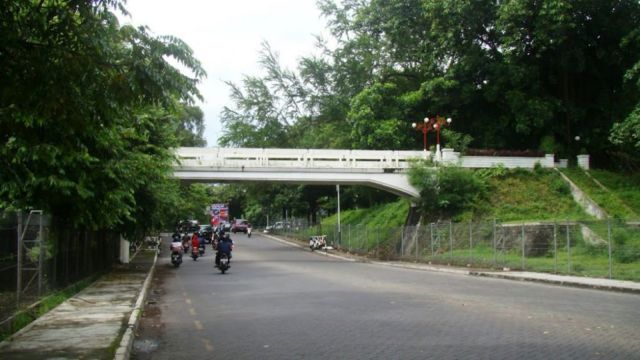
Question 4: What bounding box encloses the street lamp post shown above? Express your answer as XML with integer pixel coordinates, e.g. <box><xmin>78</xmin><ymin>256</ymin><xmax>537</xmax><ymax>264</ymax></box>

<box><xmin>431</xmin><ymin>115</ymin><xmax>452</xmax><ymax>156</ymax></box>
<box><xmin>412</xmin><ymin>117</ymin><xmax>435</xmax><ymax>154</ymax></box>
<box><xmin>414</xmin><ymin>115</ymin><xmax>452</xmax><ymax>158</ymax></box>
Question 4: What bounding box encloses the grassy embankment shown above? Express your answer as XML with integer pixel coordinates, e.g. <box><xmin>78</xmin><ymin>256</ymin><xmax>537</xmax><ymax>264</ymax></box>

<box><xmin>302</xmin><ymin>169</ymin><xmax>640</xmax><ymax>281</ymax></box>
<box><xmin>561</xmin><ymin>168</ymin><xmax>640</xmax><ymax>219</ymax></box>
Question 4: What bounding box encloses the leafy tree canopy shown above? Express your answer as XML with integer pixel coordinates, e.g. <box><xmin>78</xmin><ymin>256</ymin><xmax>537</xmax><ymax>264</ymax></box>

<box><xmin>0</xmin><ymin>0</ymin><xmax>206</xmax><ymax>235</ymax></box>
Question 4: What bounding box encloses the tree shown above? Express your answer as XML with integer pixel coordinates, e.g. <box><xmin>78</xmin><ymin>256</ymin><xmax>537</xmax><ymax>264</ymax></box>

<box><xmin>0</xmin><ymin>0</ymin><xmax>206</xmax><ymax>235</ymax></box>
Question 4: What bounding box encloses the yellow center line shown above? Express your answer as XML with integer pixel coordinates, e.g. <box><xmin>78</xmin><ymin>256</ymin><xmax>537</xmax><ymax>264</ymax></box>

<box><xmin>185</xmin><ymin>298</ymin><xmax>192</xmax><ymax>305</ymax></box>
<box><xmin>189</xmin><ymin>308</ymin><xmax>197</xmax><ymax>316</ymax></box>
<box><xmin>202</xmin><ymin>339</ymin><xmax>214</xmax><ymax>352</ymax></box>
<box><xmin>194</xmin><ymin>320</ymin><xmax>204</xmax><ymax>330</ymax></box>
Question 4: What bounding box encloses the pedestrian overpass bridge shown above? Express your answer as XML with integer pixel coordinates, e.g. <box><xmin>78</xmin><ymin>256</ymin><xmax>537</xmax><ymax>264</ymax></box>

<box><xmin>173</xmin><ymin>147</ymin><xmax>426</xmax><ymax>198</ymax></box>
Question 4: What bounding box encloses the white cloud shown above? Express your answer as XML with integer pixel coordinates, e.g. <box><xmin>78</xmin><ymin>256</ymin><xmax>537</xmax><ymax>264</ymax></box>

<box><xmin>119</xmin><ymin>0</ymin><xmax>328</xmax><ymax>145</ymax></box>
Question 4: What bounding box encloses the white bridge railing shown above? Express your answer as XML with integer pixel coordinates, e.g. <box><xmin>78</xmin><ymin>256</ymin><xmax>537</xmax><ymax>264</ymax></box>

<box><xmin>175</xmin><ymin>147</ymin><xmax>561</xmax><ymax>170</ymax></box>
<box><xmin>176</xmin><ymin>147</ymin><xmax>428</xmax><ymax>170</ymax></box>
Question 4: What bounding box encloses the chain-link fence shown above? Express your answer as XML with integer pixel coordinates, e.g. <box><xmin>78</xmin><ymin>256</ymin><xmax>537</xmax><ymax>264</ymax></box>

<box><xmin>271</xmin><ymin>219</ymin><xmax>640</xmax><ymax>282</ymax></box>
<box><xmin>0</xmin><ymin>211</ymin><xmax>120</xmax><ymax>330</ymax></box>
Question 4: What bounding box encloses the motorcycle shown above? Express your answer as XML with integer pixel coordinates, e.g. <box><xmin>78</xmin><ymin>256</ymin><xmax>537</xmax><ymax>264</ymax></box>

<box><xmin>171</xmin><ymin>251</ymin><xmax>182</xmax><ymax>267</ymax></box>
<box><xmin>199</xmin><ymin>241</ymin><xmax>205</xmax><ymax>256</ymax></box>
<box><xmin>309</xmin><ymin>235</ymin><xmax>326</xmax><ymax>251</ymax></box>
<box><xmin>182</xmin><ymin>235</ymin><xmax>190</xmax><ymax>254</ymax></box>
<box><xmin>247</xmin><ymin>226</ymin><xmax>252</xmax><ymax>238</ymax></box>
<box><xmin>191</xmin><ymin>245</ymin><xmax>199</xmax><ymax>261</ymax></box>
<box><xmin>218</xmin><ymin>253</ymin><xmax>230</xmax><ymax>274</ymax></box>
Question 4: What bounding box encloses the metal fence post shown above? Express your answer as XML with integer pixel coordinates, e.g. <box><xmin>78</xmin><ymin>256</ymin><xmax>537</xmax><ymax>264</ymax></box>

<box><xmin>376</xmin><ymin>227</ymin><xmax>379</xmax><ymax>258</ymax></box>
<box><xmin>17</xmin><ymin>212</ymin><xmax>23</xmax><ymax>308</ymax></box>
<box><xmin>430</xmin><ymin>223</ymin><xmax>434</xmax><ymax>257</ymax></box>
<box><xmin>566</xmin><ymin>223</ymin><xmax>571</xmax><ymax>274</ymax></box>
<box><xmin>449</xmin><ymin>221</ymin><xmax>453</xmax><ymax>262</ymax></box>
<box><xmin>416</xmin><ymin>226</ymin><xmax>419</xmax><ymax>261</ymax></box>
<box><xmin>38</xmin><ymin>213</ymin><xmax>44</xmax><ymax>297</ymax></box>
<box><xmin>469</xmin><ymin>221</ymin><xmax>472</xmax><ymax>264</ymax></box>
<box><xmin>492</xmin><ymin>219</ymin><xmax>497</xmax><ymax>267</ymax></box>
<box><xmin>521</xmin><ymin>223</ymin><xmax>525</xmax><ymax>271</ymax></box>
<box><xmin>608</xmin><ymin>219</ymin><xmax>612</xmax><ymax>279</ymax></box>
<box><xmin>553</xmin><ymin>222</ymin><xmax>557</xmax><ymax>274</ymax></box>
<box><xmin>348</xmin><ymin>224</ymin><xmax>351</xmax><ymax>252</ymax></box>
<box><xmin>401</xmin><ymin>226</ymin><xmax>405</xmax><ymax>257</ymax></box>
<box><xmin>365</xmin><ymin>226</ymin><xmax>368</xmax><ymax>253</ymax></box>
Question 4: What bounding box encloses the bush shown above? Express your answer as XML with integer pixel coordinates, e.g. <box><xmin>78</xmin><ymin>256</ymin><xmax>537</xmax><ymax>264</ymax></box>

<box><xmin>409</xmin><ymin>163</ymin><xmax>486</xmax><ymax>219</ymax></box>
<box><xmin>613</xmin><ymin>228</ymin><xmax>640</xmax><ymax>263</ymax></box>
<box><xmin>442</xmin><ymin>129</ymin><xmax>473</xmax><ymax>154</ymax></box>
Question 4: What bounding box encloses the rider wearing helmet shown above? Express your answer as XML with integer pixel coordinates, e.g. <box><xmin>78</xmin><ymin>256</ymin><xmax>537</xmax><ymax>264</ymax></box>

<box><xmin>215</xmin><ymin>231</ymin><xmax>234</xmax><ymax>267</ymax></box>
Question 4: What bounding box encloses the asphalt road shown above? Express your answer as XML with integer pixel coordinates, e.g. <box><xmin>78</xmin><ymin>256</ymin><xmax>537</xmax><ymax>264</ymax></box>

<box><xmin>133</xmin><ymin>232</ymin><xmax>640</xmax><ymax>360</ymax></box>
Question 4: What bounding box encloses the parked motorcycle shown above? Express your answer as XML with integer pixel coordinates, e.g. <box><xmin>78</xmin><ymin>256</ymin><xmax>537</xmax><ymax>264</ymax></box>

<box><xmin>309</xmin><ymin>235</ymin><xmax>326</xmax><ymax>251</ymax></box>
<box><xmin>218</xmin><ymin>253</ymin><xmax>230</xmax><ymax>274</ymax></box>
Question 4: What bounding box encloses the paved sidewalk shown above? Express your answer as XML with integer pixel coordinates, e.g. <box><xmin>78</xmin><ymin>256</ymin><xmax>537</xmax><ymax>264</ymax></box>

<box><xmin>0</xmin><ymin>249</ymin><xmax>157</xmax><ymax>360</ymax></box>
<box><xmin>470</xmin><ymin>269</ymin><xmax>640</xmax><ymax>293</ymax></box>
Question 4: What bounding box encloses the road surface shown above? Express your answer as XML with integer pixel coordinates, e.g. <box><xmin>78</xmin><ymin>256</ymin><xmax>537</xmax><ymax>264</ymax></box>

<box><xmin>133</xmin><ymin>232</ymin><xmax>640</xmax><ymax>359</ymax></box>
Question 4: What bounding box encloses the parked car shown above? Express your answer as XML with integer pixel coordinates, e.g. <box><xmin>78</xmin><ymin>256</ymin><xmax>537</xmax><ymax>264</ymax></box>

<box><xmin>178</xmin><ymin>219</ymin><xmax>199</xmax><ymax>233</ymax></box>
<box><xmin>265</xmin><ymin>221</ymin><xmax>291</xmax><ymax>232</ymax></box>
<box><xmin>231</xmin><ymin>219</ymin><xmax>250</xmax><ymax>233</ymax></box>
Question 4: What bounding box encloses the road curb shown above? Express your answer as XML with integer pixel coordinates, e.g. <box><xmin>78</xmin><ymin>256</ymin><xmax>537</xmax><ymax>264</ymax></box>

<box><xmin>469</xmin><ymin>271</ymin><xmax>640</xmax><ymax>294</ymax></box>
<box><xmin>113</xmin><ymin>249</ymin><xmax>159</xmax><ymax>360</ymax></box>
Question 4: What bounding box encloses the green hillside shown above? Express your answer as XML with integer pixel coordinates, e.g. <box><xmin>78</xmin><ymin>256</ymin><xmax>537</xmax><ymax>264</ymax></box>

<box><xmin>321</xmin><ymin>169</ymin><xmax>589</xmax><ymax>226</ymax></box>
<box><xmin>561</xmin><ymin>168</ymin><xmax>640</xmax><ymax>219</ymax></box>
<box><xmin>321</xmin><ymin>199</ymin><xmax>410</xmax><ymax>228</ymax></box>
<box><xmin>472</xmin><ymin>169</ymin><xmax>589</xmax><ymax>222</ymax></box>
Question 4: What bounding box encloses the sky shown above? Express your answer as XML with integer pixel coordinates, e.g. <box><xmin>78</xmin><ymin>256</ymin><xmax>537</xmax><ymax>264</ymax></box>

<box><xmin>119</xmin><ymin>0</ymin><xmax>329</xmax><ymax>146</ymax></box>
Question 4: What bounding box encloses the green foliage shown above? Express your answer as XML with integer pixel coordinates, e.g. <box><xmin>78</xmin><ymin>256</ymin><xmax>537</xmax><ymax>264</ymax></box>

<box><xmin>0</xmin><ymin>1</ymin><xmax>206</xmax><ymax>235</ymax></box>
<box><xmin>612</xmin><ymin>227</ymin><xmax>640</xmax><ymax>263</ymax></box>
<box><xmin>215</xmin><ymin>0</ymin><xmax>640</xmax><ymax>223</ymax></box>
<box><xmin>476</xmin><ymin>164</ymin><xmax>508</xmax><ymax>180</ymax></box>
<box><xmin>482</xmin><ymin>169</ymin><xmax>587</xmax><ymax>222</ymax></box>
<box><xmin>409</xmin><ymin>162</ymin><xmax>486</xmax><ymax>220</ymax></box>
<box><xmin>321</xmin><ymin>199</ymin><xmax>410</xmax><ymax>228</ymax></box>
<box><xmin>347</xmin><ymin>82</ymin><xmax>411</xmax><ymax>149</ymax></box>
<box><xmin>538</xmin><ymin>135</ymin><xmax>558</xmax><ymax>154</ymax></box>
<box><xmin>562</xmin><ymin>168</ymin><xmax>640</xmax><ymax>219</ymax></box>
<box><xmin>610</xmin><ymin>106</ymin><xmax>640</xmax><ymax>154</ymax></box>
<box><xmin>441</xmin><ymin>129</ymin><xmax>473</xmax><ymax>154</ymax></box>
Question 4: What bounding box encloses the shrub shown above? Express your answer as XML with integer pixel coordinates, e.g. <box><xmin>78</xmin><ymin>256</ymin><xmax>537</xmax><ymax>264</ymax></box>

<box><xmin>613</xmin><ymin>228</ymin><xmax>640</xmax><ymax>263</ymax></box>
<box><xmin>409</xmin><ymin>163</ymin><xmax>486</xmax><ymax>219</ymax></box>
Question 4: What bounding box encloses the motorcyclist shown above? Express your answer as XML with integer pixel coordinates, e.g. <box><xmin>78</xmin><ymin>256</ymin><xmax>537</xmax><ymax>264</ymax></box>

<box><xmin>181</xmin><ymin>233</ymin><xmax>190</xmax><ymax>253</ymax></box>
<box><xmin>171</xmin><ymin>230</ymin><xmax>181</xmax><ymax>243</ymax></box>
<box><xmin>170</xmin><ymin>235</ymin><xmax>183</xmax><ymax>261</ymax></box>
<box><xmin>215</xmin><ymin>231</ymin><xmax>234</xmax><ymax>267</ymax></box>
<box><xmin>197</xmin><ymin>231</ymin><xmax>206</xmax><ymax>254</ymax></box>
<box><xmin>191</xmin><ymin>231</ymin><xmax>200</xmax><ymax>255</ymax></box>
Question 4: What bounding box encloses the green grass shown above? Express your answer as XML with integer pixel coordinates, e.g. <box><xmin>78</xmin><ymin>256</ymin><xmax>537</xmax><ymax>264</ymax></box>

<box><xmin>0</xmin><ymin>274</ymin><xmax>100</xmax><ymax>342</ymax></box>
<box><xmin>321</xmin><ymin>199</ymin><xmax>410</xmax><ymax>228</ymax></box>
<box><xmin>561</xmin><ymin>168</ymin><xmax>639</xmax><ymax>219</ymax></box>
<box><xmin>588</xmin><ymin>169</ymin><xmax>640</xmax><ymax>217</ymax></box>
<box><xmin>461</xmin><ymin>169</ymin><xmax>589</xmax><ymax>222</ymax></box>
